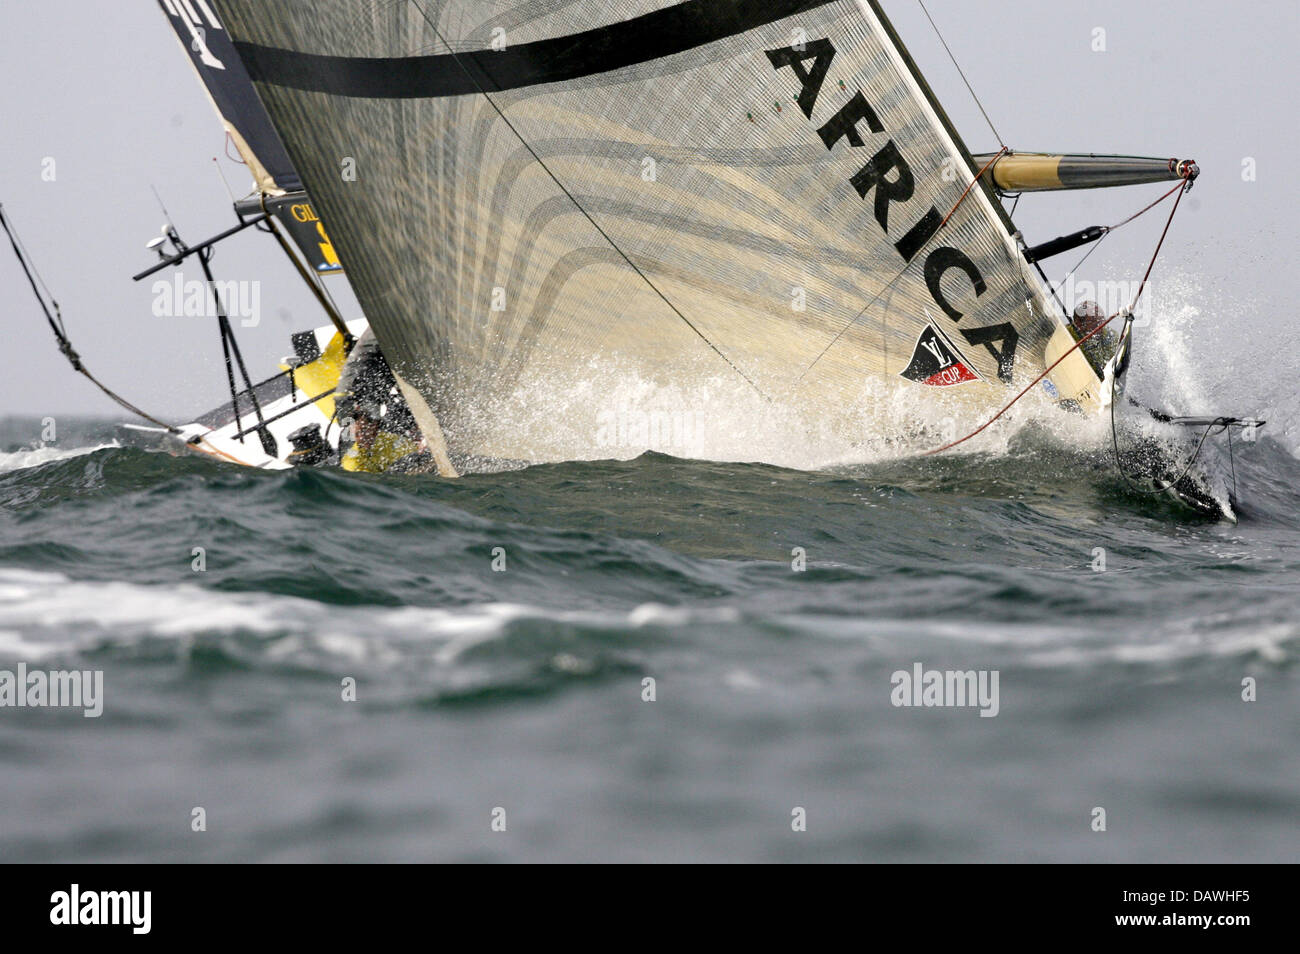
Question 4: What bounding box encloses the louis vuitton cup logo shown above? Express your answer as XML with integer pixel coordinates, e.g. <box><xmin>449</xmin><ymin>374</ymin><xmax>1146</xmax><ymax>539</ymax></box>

<box><xmin>161</xmin><ymin>0</ymin><xmax>226</xmax><ymax>70</ymax></box>
<box><xmin>899</xmin><ymin>322</ymin><xmax>980</xmax><ymax>387</ymax></box>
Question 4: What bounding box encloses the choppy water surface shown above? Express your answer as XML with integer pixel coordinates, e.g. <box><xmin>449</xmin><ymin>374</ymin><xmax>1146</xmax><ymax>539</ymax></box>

<box><xmin>0</xmin><ymin>416</ymin><xmax>1296</xmax><ymax>862</ymax></box>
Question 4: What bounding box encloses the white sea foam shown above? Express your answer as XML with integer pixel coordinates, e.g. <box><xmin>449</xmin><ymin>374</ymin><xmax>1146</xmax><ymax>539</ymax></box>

<box><xmin>0</xmin><ymin>569</ymin><xmax>1289</xmax><ymax>672</ymax></box>
<box><xmin>459</xmin><ymin>349</ymin><xmax>1099</xmax><ymax>472</ymax></box>
<box><xmin>0</xmin><ymin>569</ymin><xmax>712</xmax><ymax>666</ymax></box>
<box><xmin>0</xmin><ymin>442</ymin><xmax>117</xmax><ymax>474</ymax></box>
<box><xmin>1131</xmin><ymin>267</ymin><xmax>1295</xmax><ymax>457</ymax></box>
<box><xmin>442</xmin><ymin>265</ymin><xmax>1282</xmax><ymax>474</ymax></box>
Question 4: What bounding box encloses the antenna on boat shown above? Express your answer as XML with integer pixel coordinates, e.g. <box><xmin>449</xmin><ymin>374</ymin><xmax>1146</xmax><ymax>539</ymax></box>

<box><xmin>212</xmin><ymin>156</ymin><xmax>238</xmax><ymax>204</ymax></box>
<box><xmin>150</xmin><ymin>184</ymin><xmax>176</xmax><ymax>228</ymax></box>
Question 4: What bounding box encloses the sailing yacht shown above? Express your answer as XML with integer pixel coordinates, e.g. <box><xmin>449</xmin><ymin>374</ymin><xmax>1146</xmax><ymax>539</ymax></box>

<box><xmin>141</xmin><ymin>0</ymin><xmax>1252</xmax><ymax>515</ymax></box>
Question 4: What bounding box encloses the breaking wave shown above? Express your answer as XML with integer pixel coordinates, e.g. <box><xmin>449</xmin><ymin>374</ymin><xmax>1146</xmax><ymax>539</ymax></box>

<box><xmin>0</xmin><ymin>441</ymin><xmax>118</xmax><ymax>475</ymax></box>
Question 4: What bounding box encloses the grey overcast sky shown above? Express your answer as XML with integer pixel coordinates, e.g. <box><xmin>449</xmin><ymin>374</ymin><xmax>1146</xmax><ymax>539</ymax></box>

<box><xmin>2</xmin><ymin>1</ymin><xmax>1296</xmax><ymax>440</ymax></box>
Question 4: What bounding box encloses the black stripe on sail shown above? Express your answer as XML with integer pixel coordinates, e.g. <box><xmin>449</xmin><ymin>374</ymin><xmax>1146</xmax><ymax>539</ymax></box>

<box><xmin>234</xmin><ymin>0</ymin><xmax>841</xmax><ymax>98</ymax></box>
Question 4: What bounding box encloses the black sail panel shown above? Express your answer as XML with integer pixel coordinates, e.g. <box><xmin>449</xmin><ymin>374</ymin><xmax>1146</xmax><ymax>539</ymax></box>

<box><xmin>158</xmin><ymin>0</ymin><xmax>303</xmax><ymax>193</ymax></box>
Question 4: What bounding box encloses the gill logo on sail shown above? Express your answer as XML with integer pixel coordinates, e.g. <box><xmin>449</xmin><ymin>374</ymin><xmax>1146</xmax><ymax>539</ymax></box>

<box><xmin>162</xmin><ymin>0</ymin><xmax>226</xmax><ymax>70</ymax></box>
<box><xmin>290</xmin><ymin>203</ymin><xmax>342</xmax><ymax>271</ymax></box>
<box><xmin>766</xmin><ymin>37</ymin><xmax>1018</xmax><ymax>382</ymax></box>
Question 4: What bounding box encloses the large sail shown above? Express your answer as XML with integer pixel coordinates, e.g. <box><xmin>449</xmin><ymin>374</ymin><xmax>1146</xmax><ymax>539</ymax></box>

<box><xmin>208</xmin><ymin>0</ymin><xmax>1097</xmax><ymax>461</ymax></box>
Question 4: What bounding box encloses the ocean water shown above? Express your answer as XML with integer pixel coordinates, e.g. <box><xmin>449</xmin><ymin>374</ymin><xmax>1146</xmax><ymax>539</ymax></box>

<box><xmin>0</xmin><ymin>414</ymin><xmax>1296</xmax><ymax>863</ymax></box>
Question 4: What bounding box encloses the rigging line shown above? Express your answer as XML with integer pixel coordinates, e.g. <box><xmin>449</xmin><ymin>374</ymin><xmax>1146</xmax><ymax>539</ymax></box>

<box><xmin>232</xmin><ymin>387</ymin><xmax>336</xmax><ymax>439</ymax></box>
<box><xmin>1</xmin><ymin>204</ymin><xmax>67</xmax><ymax>345</ymax></box>
<box><xmin>1227</xmin><ymin>426</ymin><xmax>1238</xmax><ymax>500</ymax></box>
<box><xmin>1046</xmin><ymin>229</ymin><xmax>1107</xmax><ymax>303</ymax></box>
<box><xmin>922</xmin><ymin>176</ymin><xmax>1190</xmax><ymax>456</ymax></box>
<box><xmin>1042</xmin><ymin>179</ymin><xmax>1182</xmax><ymax>314</ymax></box>
<box><xmin>191</xmin><ymin>434</ymin><xmax>256</xmax><ymax>466</ymax></box>
<box><xmin>408</xmin><ymin>0</ymin><xmax>767</xmax><ymax>399</ymax></box>
<box><xmin>224</xmin><ymin>131</ymin><xmax>248</xmax><ymax>165</ymax></box>
<box><xmin>263</xmin><ymin>215</ymin><xmax>353</xmax><ymax>344</ymax></box>
<box><xmin>1109</xmin><ymin>178</ymin><xmax>1186</xmax><ymax>231</ymax></box>
<box><xmin>212</xmin><ymin>156</ymin><xmax>238</xmax><ymax>205</ymax></box>
<box><xmin>316</xmin><ymin>271</ymin><xmax>348</xmax><ymax>332</ymax></box>
<box><xmin>916</xmin><ymin>0</ymin><xmax>1004</xmax><ymax>148</ymax></box>
<box><xmin>2</xmin><ymin>202</ymin><xmax>183</xmax><ymax>434</ymax></box>
<box><xmin>797</xmin><ymin>146</ymin><xmax>1006</xmax><ymax>381</ymax></box>
<box><xmin>1127</xmin><ymin>176</ymin><xmax>1190</xmax><ymax>307</ymax></box>
<box><xmin>2</xmin><ymin>207</ymin><xmax>62</xmax><ymax>333</ymax></box>
<box><xmin>311</xmin><ymin>258</ymin><xmax>345</xmax><ymax>315</ymax></box>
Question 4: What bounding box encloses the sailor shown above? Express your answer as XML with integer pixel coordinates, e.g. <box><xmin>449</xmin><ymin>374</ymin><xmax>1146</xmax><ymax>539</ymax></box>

<box><xmin>332</xmin><ymin>330</ymin><xmax>439</xmax><ymax>475</ymax></box>
<box><xmin>335</xmin><ymin>331</ymin><xmax>435</xmax><ymax>473</ymax></box>
<box><xmin>1069</xmin><ymin>300</ymin><xmax>1120</xmax><ymax>377</ymax></box>
<box><xmin>340</xmin><ymin>397</ymin><xmax>427</xmax><ymax>473</ymax></box>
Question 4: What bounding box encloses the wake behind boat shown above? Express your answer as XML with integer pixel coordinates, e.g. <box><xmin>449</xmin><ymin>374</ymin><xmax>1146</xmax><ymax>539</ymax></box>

<box><xmin>4</xmin><ymin>0</ymin><xmax>1264</xmax><ymax>519</ymax></box>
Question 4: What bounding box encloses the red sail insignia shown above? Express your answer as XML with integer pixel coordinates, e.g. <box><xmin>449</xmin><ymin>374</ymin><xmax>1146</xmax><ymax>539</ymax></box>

<box><xmin>899</xmin><ymin>324</ymin><xmax>980</xmax><ymax>387</ymax></box>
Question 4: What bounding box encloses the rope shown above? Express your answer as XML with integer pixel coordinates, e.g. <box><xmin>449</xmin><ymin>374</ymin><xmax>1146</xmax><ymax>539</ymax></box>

<box><xmin>799</xmin><ymin>146</ymin><xmax>1008</xmax><ymax>380</ymax></box>
<box><xmin>3</xmin><ymin>207</ymin><xmax>60</xmax><ymax>321</ymax></box>
<box><xmin>917</xmin><ymin>0</ymin><xmax>1004</xmax><ymax>148</ymax></box>
<box><xmin>224</xmin><ymin>131</ymin><xmax>247</xmax><ymax>165</ymax></box>
<box><xmin>941</xmin><ymin>147</ymin><xmax>1006</xmax><ymax>227</ymax></box>
<box><xmin>191</xmin><ymin>435</ymin><xmax>255</xmax><ymax>466</ymax></box>
<box><xmin>1109</xmin><ymin>178</ymin><xmax>1187</xmax><ymax>230</ymax></box>
<box><xmin>1045</xmin><ymin>230</ymin><xmax>1108</xmax><ymax>303</ymax></box>
<box><xmin>1040</xmin><ymin>178</ymin><xmax>1185</xmax><ymax>304</ymax></box>
<box><xmin>1227</xmin><ymin>427</ymin><xmax>1238</xmax><ymax>500</ymax></box>
<box><xmin>1124</xmin><ymin>176</ymin><xmax>1190</xmax><ymax>313</ymax></box>
<box><xmin>1</xmin><ymin>202</ymin><xmax>183</xmax><ymax>435</ymax></box>
<box><xmin>923</xmin><ymin>176</ymin><xmax>1191</xmax><ymax>456</ymax></box>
